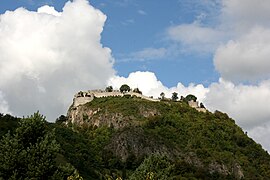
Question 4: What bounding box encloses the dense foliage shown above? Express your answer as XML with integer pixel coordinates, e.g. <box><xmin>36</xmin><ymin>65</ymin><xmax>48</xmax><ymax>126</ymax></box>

<box><xmin>0</xmin><ymin>112</ymin><xmax>80</xmax><ymax>180</ymax></box>
<box><xmin>0</xmin><ymin>113</ymin><xmax>20</xmax><ymax>137</ymax></box>
<box><xmin>120</xmin><ymin>84</ymin><xmax>131</xmax><ymax>93</ymax></box>
<box><xmin>1</xmin><ymin>96</ymin><xmax>270</xmax><ymax>179</ymax></box>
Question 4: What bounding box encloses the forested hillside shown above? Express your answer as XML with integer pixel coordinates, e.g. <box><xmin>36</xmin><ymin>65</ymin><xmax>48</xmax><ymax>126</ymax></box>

<box><xmin>1</xmin><ymin>96</ymin><xmax>270</xmax><ymax>179</ymax></box>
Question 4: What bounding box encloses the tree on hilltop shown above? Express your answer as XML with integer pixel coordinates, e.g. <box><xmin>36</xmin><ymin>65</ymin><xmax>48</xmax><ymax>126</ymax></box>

<box><xmin>185</xmin><ymin>94</ymin><xmax>197</xmax><ymax>102</ymax></box>
<box><xmin>160</xmin><ymin>92</ymin><xmax>165</xmax><ymax>100</ymax></box>
<box><xmin>133</xmin><ymin>88</ymin><xmax>142</xmax><ymax>94</ymax></box>
<box><xmin>105</xmin><ymin>86</ymin><xmax>113</xmax><ymax>92</ymax></box>
<box><xmin>200</xmin><ymin>102</ymin><xmax>205</xmax><ymax>108</ymax></box>
<box><xmin>120</xmin><ymin>84</ymin><xmax>131</xmax><ymax>93</ymax></box>
<box><xmin>172</xmin><ymin>92</ymin><xmax>179</xmax><ymax>101</ymax></box>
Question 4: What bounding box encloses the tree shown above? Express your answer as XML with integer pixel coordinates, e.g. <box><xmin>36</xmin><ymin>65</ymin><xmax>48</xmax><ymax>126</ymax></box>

<box><xmin>171</xmin><ymin>92</ymin><xmax>179</xmax><ymax>101</ymax></box>
<box><xmin>129</xmin><ymin>155</ymin><xmax>174</xmax><ymax>180</ymax></box>
<box><xmin>185</xmin><ymin>94</ymin><xmax>197</xmax><ymax>102</ymax></box>
<box><xmin>56</xmin><ymin>115</ymin><xmax>68</xmax><ymax>124</ymax></box>
<box><xmin>120</xmin><ymin>84</ymin><xmax>131</xmax><ymax>93</ymax></box>
<box><xmin>200</xmin><ymin>102</ymin><xmax>205</xmax><ymax>108</ymax></box>
<box><xmin>0</xmin><ymin>112</ymin><xmax>75</xmax><ymax>179</ymax></box>
<box><xmin>160</xmin><ymin>92</ymin><xmax>165</xmax><ymax>100</ymax></box>
<box><xmin>133</xmin><ymin>88</ymin><xmax>142</xmax><ymax>94</ymax></box>
<box><xmin>105</xmin><ymin>86</ymin><xmax>113</xmax><ymax>92</ymax></box>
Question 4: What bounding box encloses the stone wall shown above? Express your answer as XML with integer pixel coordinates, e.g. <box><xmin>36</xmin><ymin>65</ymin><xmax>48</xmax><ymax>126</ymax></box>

<box><xmin>73</xmin><ymin>90</ymin><xmax>159</xmax><ymax>107</ymax></box>
<box><xmin>188</xmin><ymin>100</ymin><xmax>207</xmax><ymax>113</ymax></box>
<box><xmin>73</xmin><ymin>96</ymin><xmax>94</xmax><ymax>107</ymax></box>
<box><xmin>188</xmin><ymin>100</ymin><xmax>199</xmax><ymax>108</ymax></box>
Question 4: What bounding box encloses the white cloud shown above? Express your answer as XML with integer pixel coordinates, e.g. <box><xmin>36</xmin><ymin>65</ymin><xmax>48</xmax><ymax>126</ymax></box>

<box><xmin>37</xmin><ymin>5</ymin><xmax>61</xmax><ymax>16</ymax></box>
<box><xmin>0</xmin><ymin>91</ymin><xmax>10</xmax><ymax>114</ymax></box>
<box><xmin>214</xmin><ymin>27</ymin><xmax>270</xmax><ymax>82</ymax></box>
<box><xmin>205</xmin><ymin>78</ymin><xmax>270</xmax><ymax>129</ymax></box>
<box><xmin>167</xmin><ymin>23</ymin><xmax>226</xmax><ymax>54</ymax></box>
<box><xmin>212</xmin><ymin>0</ymin><xmax>270</xmax><ymax>82</ymax></box>
<box><xmin>249</xmin><ymin>122</ymin><xmax>270</xmax><ymax>152</ymax></box>
<box><xmin>0</xmin><ymin>0</ymin><xmax>115</xmax><ymax>121</ymax></box>
<box><xmin>221</xmin><ymin>0</ymin><xmax>270</xmax><ymax>32</ymax></box>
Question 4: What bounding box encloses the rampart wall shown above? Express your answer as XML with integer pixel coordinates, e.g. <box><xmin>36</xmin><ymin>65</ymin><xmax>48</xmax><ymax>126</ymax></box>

<box><xmin>188</xmin><ymin>100</ymin><xmax>199</xmax><ymax>108</ymax></box>
<box><xmin>73</xmin><ymin>90</ymin><xmax>159</xmax><ymax>107</ymax></box>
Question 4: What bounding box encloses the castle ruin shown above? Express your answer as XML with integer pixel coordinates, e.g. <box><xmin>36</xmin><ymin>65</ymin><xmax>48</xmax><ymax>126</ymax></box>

<box><xmin>72</xmin><ymin>90</ymin><xmax>207</xmax><ymax>113</ymax></box>
<box><xmin>73</xmin><ymin>90</ymin><xmax>160</xmax><ymax>107</ymax></box>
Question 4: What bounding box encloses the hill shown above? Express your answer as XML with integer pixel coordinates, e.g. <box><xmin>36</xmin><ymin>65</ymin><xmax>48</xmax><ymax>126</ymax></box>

<box><xmin>1</xmin><ymin>96</ymin><xmax>270</xmax><ymax>179</ymax></box>
<box><xmin>63</xmin><ymin>95</ymin><xmax>270</xmax><ymax>179</ymax></box>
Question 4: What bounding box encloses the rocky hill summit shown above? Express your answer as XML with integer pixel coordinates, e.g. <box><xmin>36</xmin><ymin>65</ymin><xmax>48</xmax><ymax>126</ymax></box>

<box><xmin>64</xmin><ymin>89</ymin><xmax>270</xmax><ymax>179</ymax></box>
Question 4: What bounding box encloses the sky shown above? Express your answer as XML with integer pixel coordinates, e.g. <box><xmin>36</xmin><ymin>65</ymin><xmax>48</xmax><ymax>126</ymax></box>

<box><xmin>0</xmin><ymin>0</ymin><xmax>270</xmax><ymax>151</ymax></box>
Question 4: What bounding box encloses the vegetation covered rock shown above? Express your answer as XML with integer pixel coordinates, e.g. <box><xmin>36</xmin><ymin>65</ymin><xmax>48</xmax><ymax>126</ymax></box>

<box><xmin>1</xmin><ymin>96</ymin><xmax>270</xmax><ymax>179</ymax></box>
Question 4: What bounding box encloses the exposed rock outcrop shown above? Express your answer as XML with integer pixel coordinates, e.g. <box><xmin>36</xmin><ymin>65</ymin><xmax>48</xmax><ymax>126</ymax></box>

<box><xmin>67</xmin><ymin>101</ymin><xmax>160</xmax><ymax>129</ymax></box>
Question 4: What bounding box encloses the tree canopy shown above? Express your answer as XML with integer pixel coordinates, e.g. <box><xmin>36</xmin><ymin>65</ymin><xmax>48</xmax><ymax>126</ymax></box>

<box><xmin>172</xmin><ymin>92</ymin><xmax>179</xmax><ymax>101</ymax></box>
<box><xmin>105</xmin><ymin>86</ymin><xmax>113</xmax><ymax>92</ymax></box>
<box><xmin>160</xmin><ymin>92</ymin><xmax>165</xmax><ymax>100</ymax></box>
<box><xmin>185</xmin><ymin>94</ymin><xmax>197</xmax><ymax>102</ymax></box>
<box><xmin>0</xmin><ymin>112</ymin><xmax>77</xmax><ymax>179</ymax></box>
<box><xmin>120</xmin><ymin>84</ymin><xmax>131</xmax><ymax>93</ymax></box>
<box><xmin>133</xmin><ymin>88</ymin><xmax>142</xmax><ymax>94</ymax></box>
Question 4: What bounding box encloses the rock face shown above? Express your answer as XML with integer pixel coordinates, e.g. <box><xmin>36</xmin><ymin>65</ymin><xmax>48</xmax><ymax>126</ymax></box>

<box><xmin>105</xmin><ymin>127</ymin><xmax>180</xmax><ymax>162</ymax></box>
<box><xmin>67</xmin><ymin>105</ymin><xmax>132</xmax><ymax>129</ymax></box>
<box><xmin>67</xmin><ymin>98</ymin><xmax>160</xmax><ymax>129</ymax></box>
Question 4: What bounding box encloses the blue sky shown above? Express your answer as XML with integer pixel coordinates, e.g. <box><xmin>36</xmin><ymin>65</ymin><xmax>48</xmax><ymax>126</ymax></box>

<box><xmin>88</xmin><ymin>0</ymin><xmax>220</xmax><ymax>86</ymax></box>
<box><xmin>0</xmin><ymin>0</ymin><xmax>220</xmax><ymax>87</ymax></box>
<box><xmin>1</xmin><ymin>0</ymin><xmax>270</xmax><ymax>151</ymax></box>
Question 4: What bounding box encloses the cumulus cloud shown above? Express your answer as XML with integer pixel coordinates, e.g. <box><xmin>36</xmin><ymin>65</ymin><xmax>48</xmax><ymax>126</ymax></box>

<box><xmin>214</xmin><ymin>27</ymin><xmax>270</xmax><ymax>82</ymax></box>
<box><xmin>249</xmin><ymin>122</ymin><xmax>270</xmax><ymax>151</ymax></box>
<box><xmin>0</xmin><ymin>91</ymin><xmax>10</xmax><ymax>114</ymax></box>
<box><xmin>209</xmin><ymin>0</ymin><xmax>270</xmax><ymax>144</ymax></box>
<box><xmin>221</xmin><ymin>0</ymin><xmax>270</xmax><ymax>32</ymax></box>
<box><xmin>205</xmin><ymin>78</ymin><xmax>270</xmax><ymax>128</ymax></box>
<box><xmin>37</xmin><ymin>5</ymin><xmax>62</xmax><ymax>16</ymax></box>
<box><xmin>0</xmin><ymin>0</ymin><xmax>115</xmax><ymax>121</ymax></box>
<box><xmin>108</xmin><ymin>71</ymin><xmax>209</xmax><ymax>102</ymax></box>
<box><xmin>213</xmin><ymin>0</ymin><xmax>270</xmax><ymax>82</ymax></box>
